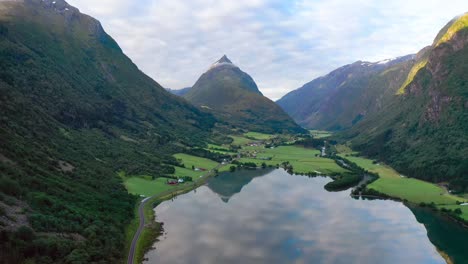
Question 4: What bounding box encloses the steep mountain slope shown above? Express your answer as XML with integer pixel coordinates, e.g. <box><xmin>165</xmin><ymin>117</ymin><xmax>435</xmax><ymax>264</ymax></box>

<box><xmin>277</xmin><ymin>55</ymin><xmax>416</xmax><ymax>130</ymax></box>
<box><xmin>344</xmin><ymin>13</ymin><xmax>468</xmax><ymax>190</ymax></box>
<box><xmin>185</xmin><ymin>55</ymin><xmax>305</xmax><ymax>134</ymax></box>
<box><xmin>0</xmin><ymin>0</ymin><xmax>216</xmax><ymax>262</ymax></box>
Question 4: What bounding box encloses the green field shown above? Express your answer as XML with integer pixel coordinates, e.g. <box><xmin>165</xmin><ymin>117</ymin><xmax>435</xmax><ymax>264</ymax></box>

<box><xmin>172</xmin><ymin>153</ymin><xmax>223</xmax><ymax>178</ymax></box>
<box><xmin>230</xmin><ymin>135</ymin><xmax>253</xmax><ymax>145</ymax></box>
<box><xmin>338</xmin><ymin>154</ymin><xmax>468</xmax><ymax>220</ymax></box>
<box><xmin>173</xmin><ymin>166</ymin><xmax>204</xmax><ymax>179</ymax></box>
<box><xmin>239</xmin><ymin>145</ymin><xmax>347</xmax><ymax>174</ymax></box>
<box><xmin>174</xmin><ymin>153</ymin><xmax>219</xmax><ymax>170</ymax></box>
<box><xmin>206</xmin><ymin>144</ymin><xmax>236</xmax><ymax>155</ymax></box>
<box><xmin>123</xmin><ymin>176</ymin><xmax>176</xmax><ymax>197</ymax></box>
<box><xmin>244</xmin><ymin>131</ymin><xmax>275</xmax><ymax>140</ymax></box>
<box><xmin>310</xmin><ymin>130</ymin><xmax>333</xmax><ymax>139</ymax></box>
<box><xmin>122</xmin><ymin>154</ymin><xmax>221</xmax><ymax>198</ymax></box>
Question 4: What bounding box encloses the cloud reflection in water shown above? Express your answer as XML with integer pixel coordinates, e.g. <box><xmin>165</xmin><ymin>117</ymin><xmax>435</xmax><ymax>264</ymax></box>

<box><xmin>144</xmin><ymin>169</ymin><xmax>444</xmax><ymax>264</ymax></box>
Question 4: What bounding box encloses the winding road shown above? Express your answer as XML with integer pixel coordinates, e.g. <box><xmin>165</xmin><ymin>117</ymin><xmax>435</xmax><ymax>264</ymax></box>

<box><xmin>127</xmin><ymin>196</ymin><xmax>150</xmax><ymax>264</ymax></box>
<box><xmin>127</xmin><ymin>161</ymin><xmax>230</xmax><ymax>264</ymax></box>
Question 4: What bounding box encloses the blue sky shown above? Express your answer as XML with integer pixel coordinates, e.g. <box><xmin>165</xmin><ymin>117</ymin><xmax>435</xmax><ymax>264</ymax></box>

<box><xmin>67</xmin><ymin>0</ymin><xmax>468</xmax><ymax>100</ymax></box>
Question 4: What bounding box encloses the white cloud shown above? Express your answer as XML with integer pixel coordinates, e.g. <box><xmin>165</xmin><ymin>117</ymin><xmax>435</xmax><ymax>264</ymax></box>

<box><xmin>66</xmin><ymin>0</ymin><xmax>468</xmax><ymax>99</ymax></box>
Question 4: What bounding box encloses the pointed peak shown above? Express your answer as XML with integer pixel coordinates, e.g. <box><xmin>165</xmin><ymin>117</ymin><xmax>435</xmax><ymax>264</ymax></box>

<box><xmin>217</xmin><ymin>55</ymin><xmax>232</xmax><ymax>64</ymax></box>
<box><xmin>209</xmin><ymin>55</ymin><xmax>237</xmax><ymax>70</ymax></box>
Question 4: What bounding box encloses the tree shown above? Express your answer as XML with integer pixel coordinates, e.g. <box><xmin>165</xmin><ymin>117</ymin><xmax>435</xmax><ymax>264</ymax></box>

<box><xmin>15</xmin><ymin>226</ymin><xmax>35</xmax><ymax>242</ymax></box>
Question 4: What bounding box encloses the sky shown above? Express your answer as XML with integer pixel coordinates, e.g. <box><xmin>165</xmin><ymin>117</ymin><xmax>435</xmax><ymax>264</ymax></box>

<box><xmin>66</xmin><ymin>0</ymin><xmax>468</xmax><ymax>100</ymax></box>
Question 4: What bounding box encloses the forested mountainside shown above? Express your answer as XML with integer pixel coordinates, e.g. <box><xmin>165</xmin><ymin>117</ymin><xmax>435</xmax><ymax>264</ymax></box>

<box><xmin>278</xmin><ymin>13</ymin><xmax>468</xmax><ymax>191</ymax></box>
<box><xmin>344</xmin><ymin>14</ymin><xmax>468</xmax><ymax>191</ymax></box>
<box><xmin>185</xmin><ymin>55</ymin><xmax>306</xmax><ymax>134</ymax></box>
<box><xmin>277</xmin><ymin>55</ymin><xmax>416</xmax><ymax>130</ymax></box>
<box><xmin>0</xmin><ymin>0</ymin><xmax>217</xmax><ymax>262</ymax></box>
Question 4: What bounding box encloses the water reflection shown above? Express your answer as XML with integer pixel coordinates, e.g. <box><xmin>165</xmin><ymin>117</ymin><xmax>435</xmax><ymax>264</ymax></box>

<box><xmin>411</xmin><ymin>206</ymin><xmax>468</xmax><ymax>264</ymax></box>
<box><xmin>145</xmin><ymin>169</ymin><xmax>447</xmax><ymax>264</ymax></box>
<box><xmin>207</xmin><ymin>168</ymin><xmax>273</xmax><ymax>202</ymax></box>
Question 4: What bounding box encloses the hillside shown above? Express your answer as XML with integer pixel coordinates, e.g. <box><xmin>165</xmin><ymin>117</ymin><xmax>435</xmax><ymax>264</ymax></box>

<box><xmin>277</xmin><ymin>55</ymin><xmax>415</xmax><ymax>130</ymax></box>
<box><xmin>184</xmin><ymin>55</ymin><xmax>306</xmax><ymax>134</ymax></box>
<box><xmin>0</xmin><ymin>0</ymin><xmax>217</xmax><ymax>262</ymax></box>
<box><xmin>343</xmin><ymin>13</ymin><xmax>468</xmax><ymax>191</ymax></box>
<box><xmin>278</xmin><ymin>13</ymin><xmax>468</xmax><ymax>192</ymax></box>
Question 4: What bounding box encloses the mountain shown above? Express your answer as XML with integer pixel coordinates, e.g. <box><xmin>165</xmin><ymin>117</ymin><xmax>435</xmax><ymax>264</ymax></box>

<box><xmin>277</xmin><ymin>55</ymin><xmax>416</xmax><ymax>130</ymax></box>
<box><xmin>207</xmin><ymin>168</ymin><xmax>273</xmax><ymax>203</ymax></box>
<box><xmin>278</xmin><ymin>13</ymin><xmax>468</xmax><ymax>191</ymax></box>
<box><xmin>0</xmin><ymin>0</ymin><xmax>217</xmax><ymax>262</ymax></box>
<box><xmin>344</xmin><ymin>13</ymin><xmax>468</xmax><ymax>190</ymax></box>
<box><xmin>184</xmin><ymin>55</ymin><xmax>306</xmax><ymax>134</ymax></box>
<box><xmin>166</xmin><ymin>87</ymin><xmax>191</xmax><ymax>96</ymax></box>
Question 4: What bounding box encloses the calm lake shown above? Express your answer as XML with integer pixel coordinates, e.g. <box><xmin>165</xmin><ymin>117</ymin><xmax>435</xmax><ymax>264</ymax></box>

<box><xmin>144</xmin><ymin>169</ymin><xmax>468</xmax><ymax>264</ymax></box>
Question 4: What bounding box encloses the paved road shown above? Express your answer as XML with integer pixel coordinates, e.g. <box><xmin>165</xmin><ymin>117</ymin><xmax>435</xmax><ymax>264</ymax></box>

<box><xmin>127</xmin><ymin>161</ymin><xmax>229</xmax><ymax>264</ymax></box>
<box><xmin>127</xmin><ymin>196</ymin><xmax>150</xmax><ymax>264</ymax></box>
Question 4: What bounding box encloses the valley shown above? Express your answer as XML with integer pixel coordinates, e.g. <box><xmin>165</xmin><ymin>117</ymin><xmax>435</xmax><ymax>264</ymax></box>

<box><xmin>122</xmin><ymin>131</ymin><xmax>468</xmax><ymax>263</ymax></box>
<box><xmin>0</xmin><ymin>1</ymin><xmax>467</xmax><ymax>264</ymax></box>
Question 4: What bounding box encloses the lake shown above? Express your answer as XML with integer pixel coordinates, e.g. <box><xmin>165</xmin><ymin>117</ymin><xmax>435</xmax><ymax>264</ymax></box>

<box><xmin>144</xmin><ymin>169</ymin><xmax>468</xmax><ymax>264</ymax></box>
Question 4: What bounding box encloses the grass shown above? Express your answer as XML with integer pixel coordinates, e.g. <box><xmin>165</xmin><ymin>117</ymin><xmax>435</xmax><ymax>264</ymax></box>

<box><xmin>339</xmin><ymin>154</ymin><xmax>465</xmax><ymax>206</ymax></box>
<box><xmin>438</xmin><ymin>205</ymin><xmax>468</xmax><ymax>220</ymax></box>
<box><xmin>173</xmin><ymin>153</ymin><xmax>219</xmax><ymax>170</ymax></box>
<box><xmin>436</xmin><ymin>13</ymin><xmax>468</xmax><ymax>46</ymax></box>
<box><xmin>206</xmin><ymin>144</ymin><xmax>236</xmax><ymax>155</ymax></box>
<box><xmin>173</xmin><ymin>166</ymin><xmax>204</xmax><ymax>179</ymax></box>
<box><xmin>310</xmin><ymin>130</ymin><xmax>333</xmax><ymax>139</ymax></box>
<box><xmin>124</xmin><ymin>159</ymin><xmax>233</xmax><ymax>264</ymax></box>
<box><xmin>123</xmin><ymin>201</ymin><xmax>140</xmax><ymax>264</ymax></box>
<box><xmin>240</xmin><ymin>145</ymin><xmax>347</xmax><ymax>174</ymax></box>
<box><xmin>123</xmin><ymin>177</ymin><xmax>176</xmax><ymax>197</ymax></box>
<box><xmin>229</xmin><ymin>135</ymin><xmax>253</xmax><ymax>145</ymax></box>
<box><xmin>244</xmin><ymin>131</ymin><xmax>274</xmax><ymax>140</ymax></box>
<box><xmin>397</xmin><ymin>58</ymin><xmax>428</xmax><ymax>95</ymax></box>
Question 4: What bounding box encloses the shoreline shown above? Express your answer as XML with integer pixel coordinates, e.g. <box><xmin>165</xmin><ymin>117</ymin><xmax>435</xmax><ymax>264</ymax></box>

<box><xmin>351</xmin><ymin>187</ymin><xmax>468</xmax><ymax>229</ymax></box>
<box><xmin>125</xmin><ymin>162</ymin><xmax>230</xmax><ymax>264</ymax></box>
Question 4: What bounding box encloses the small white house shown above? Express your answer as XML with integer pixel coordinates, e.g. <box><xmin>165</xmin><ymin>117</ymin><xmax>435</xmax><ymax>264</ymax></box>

<box><xmin>178</xmin><ymin>179</ymin><xmax>184</xmax><ymax>183</ymax></box>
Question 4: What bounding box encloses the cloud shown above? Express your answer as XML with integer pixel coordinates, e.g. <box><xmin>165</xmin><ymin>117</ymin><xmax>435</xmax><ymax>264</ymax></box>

<box><xmin>67</xmin><ymin>0</ymin><xmax>468</xmax><ymax>100</ymax></box>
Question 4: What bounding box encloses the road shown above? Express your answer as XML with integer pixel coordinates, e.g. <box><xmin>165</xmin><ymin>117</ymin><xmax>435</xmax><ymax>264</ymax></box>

<box><xmin>127</xmin><ymin>161</ymin><xmax>229</xmax><ymax>264</ymax></box>
<box><xmin>127</xmin><ymin>196</ymin><xmax>150</xmax><ymax>264</ymax></box>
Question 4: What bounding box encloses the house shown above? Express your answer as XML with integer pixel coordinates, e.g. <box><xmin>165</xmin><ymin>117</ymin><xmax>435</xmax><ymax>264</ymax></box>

<box><xmin>178</xmin><ymin>178</ymin><xmax>184</xmax><ymax>183</ymax></box>
<box><xmin>167</xmin><ymin>179</ymin><xmax>178</xmax><ymax>185</ymax></box>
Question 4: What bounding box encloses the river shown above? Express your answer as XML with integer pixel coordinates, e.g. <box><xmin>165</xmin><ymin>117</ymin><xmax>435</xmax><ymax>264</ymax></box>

<box><xmin>143</xmin><ymin>169</ymin><xmax>468</xmax><ymax>264</ymax></box>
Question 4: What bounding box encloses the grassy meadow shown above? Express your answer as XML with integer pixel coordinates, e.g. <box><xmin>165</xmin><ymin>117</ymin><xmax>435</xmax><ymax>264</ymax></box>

<box><xmin>123</xmin><ymin>176</ymin><xmax>176</xmax><ymax>197</ymax></box>
<box><xmin>338</xmin><ymin>152</ymin><xmax>468</xmax><ymax>220</ymax></box>
<box><xmin>173</xmin><ymin>153</ymin><xmax>219</xmax><ymax>171</ymax></box>
<box><xmin>310</xmin><ymin>130</ymin><xmax>333</xmax><ymax>139</ymax></box>
<box><xmin>239</xmin><ymin>145</ymin><xmax>347</xmax><ymax>175</ymax></box>
<box><xmin>230</xmin><ymin>135</ymin><xmax>252</xmax><ymax>145</ymax></box>
<box><xmin>244</xmin><ymin>131</ymin><xmax>275</xmax><ymax>140</ymax></box>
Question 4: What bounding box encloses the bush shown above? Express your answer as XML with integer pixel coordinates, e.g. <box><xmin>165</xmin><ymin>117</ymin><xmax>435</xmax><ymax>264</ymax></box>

<box><xmin>0</xmin><ymin>177</ymin><xmax>22</xmax><ymax>197</ymax></box>
<box><xmin>324</xmin><ymin>173</ymin><xmax>363</xmax><ymax>191</ymax></box>
<box><xmin>15</xmin><ymin>226</ymin><xmax>35</xmax><ymax>242</ymax></box>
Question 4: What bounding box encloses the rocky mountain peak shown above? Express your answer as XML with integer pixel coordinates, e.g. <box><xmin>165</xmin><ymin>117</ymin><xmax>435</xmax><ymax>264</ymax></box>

<box><xmin>210</xmin><ymin>55</ymin><xmax>237</xmax><ymax>70</ymax></box>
